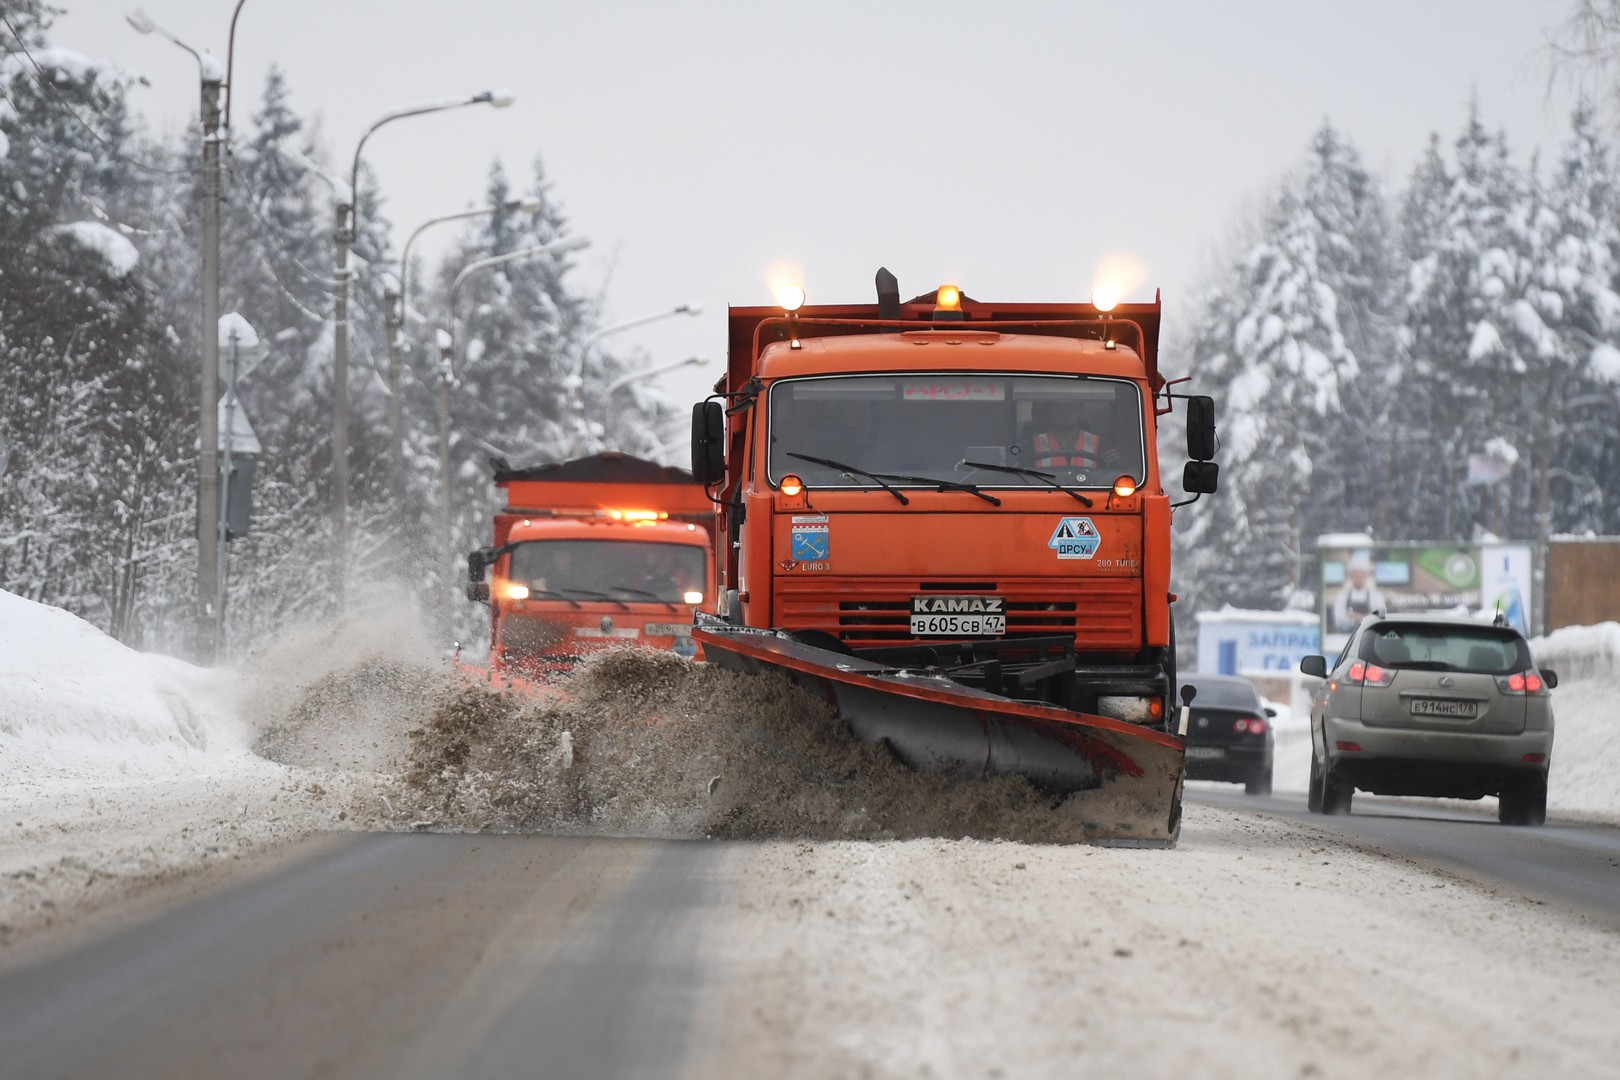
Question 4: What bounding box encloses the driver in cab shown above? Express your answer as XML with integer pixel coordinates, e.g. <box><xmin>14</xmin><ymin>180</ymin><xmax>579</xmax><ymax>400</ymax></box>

<box><xmin>1029</xmin><ymin>399</ymin><xmax>1119</xmax><ymax>470</ymax></box>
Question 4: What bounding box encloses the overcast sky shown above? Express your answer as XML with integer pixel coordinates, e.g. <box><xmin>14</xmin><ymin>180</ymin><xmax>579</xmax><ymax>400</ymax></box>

<box><xmin>55</xmin><ymin>0</ymin><xmax>1586</xmax><ymax>415</ymax></box>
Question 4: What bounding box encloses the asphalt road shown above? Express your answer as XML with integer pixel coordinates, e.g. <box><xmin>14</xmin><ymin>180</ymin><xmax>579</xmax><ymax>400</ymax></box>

<box><xmin>0</xmin><ymin>833</ymin><xmax>733</xmax><ymax>1080</ymax></box>
<box><xmin>1189</xmin><ymin>785</ymin><xmax>1620</xmax><ymax>926</ymax></box>
<box><xmin>8</xmin><ymin>797</ymin><xmax>1620</xmax><ymax>1079</ymax></box>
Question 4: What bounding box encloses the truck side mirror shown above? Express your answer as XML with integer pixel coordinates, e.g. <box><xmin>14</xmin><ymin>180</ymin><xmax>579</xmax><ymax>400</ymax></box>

<box><xmin>1186</xmin><ymin>395</ymin><xmax>1216</xmax><ymax>461</ymax></box>
<box><xmin>1182</xmin><ymin>460</ymin><xmax>1219</xmax><ymax>495</ymax></box>
<box><xmin>1300</xmin><ymin>654</ymin><xmax>1327</xmax><ymax>678</ymax></box>
<box><xmin>691</xmin><ymin>400</ymin><xmax>725</xmax><ymax>485</ymax></box>
<box><xmin>466</xmin><ymin>548</ymin><xmax>494</xmax><ymax>605</ymax></box>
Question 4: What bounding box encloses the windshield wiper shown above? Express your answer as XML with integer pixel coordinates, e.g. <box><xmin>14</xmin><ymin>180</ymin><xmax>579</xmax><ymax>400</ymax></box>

<box><xmin>960</xmin><ymin>460</ymin><xmax>1094</xmax><ymax>507</ymax></box>
<box><xmin>556</xmin><ymin>588</ymin><xmax>631</xmax><ymax>611</ymax></box>
<box><xmin>784</xmin><ymin>452</ymin><xmax>910</xmax><ymax>505</ymax></box>
<box><xmin>607</xmin><ymin>584</ymin><xmax>678</xmax><ymax>610</ymax></box>
<box><xmin>522</xmin><ymin>588</ymin><xmax>582</xmax><ymax>609</ymax></box>
<box><xmin>873</xmin><ymin>473</ymin><xmax>1002</xmax><ymax>506</ymax></box>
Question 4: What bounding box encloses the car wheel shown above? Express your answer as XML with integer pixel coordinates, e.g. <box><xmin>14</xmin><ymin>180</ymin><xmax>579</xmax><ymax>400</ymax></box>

<box><xmin>1322</xmin><ymin>775</ymin><xmax>1353</xmax><ymax>815</ymax></box>
<box><xmin>1307</xmin><ymin>751</ymin><xmax>1324</xmax><ymax>813</ymax></box>
<box><xmin>1499</xmin><ymin>776</ymin><xmax>1548</xmax><ymax>827</ymax></box>
<box><xmin>1245</xmin><ymin>765</ymin><xmax>1272</xmax><ymax>797</ymax></box>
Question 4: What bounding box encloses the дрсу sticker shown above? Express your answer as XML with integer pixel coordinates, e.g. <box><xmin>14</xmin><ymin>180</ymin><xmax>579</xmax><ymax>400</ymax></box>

<box><xmin>1048</xmin><ymin>516</ymin><xmax>1100</xmax><ymax>559</ymax></box>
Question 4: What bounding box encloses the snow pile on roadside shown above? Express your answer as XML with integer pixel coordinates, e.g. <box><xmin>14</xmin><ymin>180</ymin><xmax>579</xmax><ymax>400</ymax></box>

<box><xmin>0</xmin><ymin>590</ymin><xmax>249</xmax><ymax>782</ymax></box>
<box><xmin>0</xmin><ymin>589</ymin><xmax>447</xmax><ymax>951</ymax></box>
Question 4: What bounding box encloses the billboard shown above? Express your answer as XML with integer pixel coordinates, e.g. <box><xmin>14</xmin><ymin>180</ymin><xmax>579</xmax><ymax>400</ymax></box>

<box><xmin>1318</xmin><ymin>541</ymin><xmax>1533</xmax><ymax>654</ymax></box>
<box><xmin>1195</xmin><ymin>608</ymin><xmax>1321</xmax><ymax>675</ymax></box>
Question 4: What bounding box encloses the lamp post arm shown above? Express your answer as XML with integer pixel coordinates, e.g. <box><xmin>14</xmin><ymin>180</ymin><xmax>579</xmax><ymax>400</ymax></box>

<box><xmin>223</xmin><ymin>0</ymin><xmax>248</xmax><ymax>131</ymax></box>
<box><xmin>448</xmin><ymin>235</ymin><xmax>590</xmax><ymax>315</ymax></box>
<box><xmin>572</xmin><ymin>304</ymin><xmax>701</xmax><ymax>382</ymax></box>
<box><xmin>599</xmin><ymin>357</ymin><xmax>709</xmax><ymax>432</ymax></box>
<box><xmin>399</xmin><ymin>197</ymin><xmax>540</xmax><ymax>314</ymax></box>
<box><xmin>346</xmin><ymin>92</ymin><xmax>507</xmax><ymax>211</ymax></box>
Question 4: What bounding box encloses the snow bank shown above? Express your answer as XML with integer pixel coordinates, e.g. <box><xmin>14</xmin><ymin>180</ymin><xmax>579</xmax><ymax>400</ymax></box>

<box><xmin>0</xmin><ymin>589</ymin><xmax>249</xmax><ymax>782</ymax></box>
<box><xmin>1534</xmin><ymin>620</ymin><xmax>1620</xmax><ymax>683</ymax></box>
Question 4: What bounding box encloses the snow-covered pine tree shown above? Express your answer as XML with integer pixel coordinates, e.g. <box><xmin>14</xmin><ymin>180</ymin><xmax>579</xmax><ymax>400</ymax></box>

<box><xmin>1528</xmin><ymin>101</ymin><xmax>1620</xmax><ymax>539</ymax></box>
<box><xmin>1179</xmin><ymin>143</ymin><xmax>1364</xmax><ymax>611</ymax></box>
<box><xmin>0</xmin><ymin>7</ymin><xmax>189</xmax><ymax>647</ymax></box>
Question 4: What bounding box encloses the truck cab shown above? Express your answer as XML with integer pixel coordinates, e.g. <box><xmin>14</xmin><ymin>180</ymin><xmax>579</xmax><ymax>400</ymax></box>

<box><xmin>692</xmin><ymin>279</ymin><xmax>1217</xmax><ymax>728</ymax></box>
<box><xmin>467</xmin><ymin>452</ymin><xmax>714</xmax><ymax>679</ymax></box>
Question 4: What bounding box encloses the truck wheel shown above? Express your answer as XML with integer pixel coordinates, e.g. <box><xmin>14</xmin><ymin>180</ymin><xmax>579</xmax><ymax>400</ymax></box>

<box><xmin>1322</xmin><ymin>776</ymin><xmax>1353</xmax><ymax>815</ymax></box>
<box><xmin>1245</xmin><ymin>765</ymin><xmax>1272</xmax><ymax>797</ymax></box>
<box><xmin>1499</xmin><ymin>777</ymin><xmax>1548</xmax><ymax>826</ymax></box>
<box><xmin>1307</xmin><ymin>751</ymin><xmax>1324</xmax><ymax>813</ymax></box>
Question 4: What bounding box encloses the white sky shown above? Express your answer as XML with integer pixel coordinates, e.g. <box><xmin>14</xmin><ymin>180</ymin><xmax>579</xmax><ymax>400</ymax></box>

<box><xmin>54</xmin><ymin>0</ymin><xmax>1586</xmax><ymax>413</ymax></box>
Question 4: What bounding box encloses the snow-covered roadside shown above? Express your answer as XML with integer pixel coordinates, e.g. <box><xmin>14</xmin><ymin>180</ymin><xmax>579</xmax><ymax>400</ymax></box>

<box><xmin>704</xmin><ymin>811</ymin><xmax>1620</xmax><ymax>1079</ymax></box>
<box><xmin>0</xmin><ymin>591</ymin><xmax>428</xmax><ymax>958</ymax></box>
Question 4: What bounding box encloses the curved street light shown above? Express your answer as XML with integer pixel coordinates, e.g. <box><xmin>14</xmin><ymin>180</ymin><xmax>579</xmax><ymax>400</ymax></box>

<box><xmin>329</xmin><ymin>88</ymin><xmax>514</xmax><ymax>613</ymax></box>
<box><xmin>598</xmin><ymin>356</ymin><xmax>710</xmax><ymax>441</ymax></box>
<box><xmin>567</xmin><ymin>303</ymin><xmax>701</xmax><ymax>452</ymax></box>
<box><xmin>384</xmin><ymin>195</ymin><xmax>541</xmax><ymax>504</ymax></box>
<box><xmin>434</xmin><ymin>234</ymin><xmax>591</xmax><ymax>623</ymax></box>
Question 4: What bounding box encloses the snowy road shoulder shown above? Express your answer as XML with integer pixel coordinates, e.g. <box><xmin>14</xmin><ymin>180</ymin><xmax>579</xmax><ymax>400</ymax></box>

<box><xmin>703</xmin><ymin>806</ymin><xmax>1620</xmax><ymax>1079</ymax></box>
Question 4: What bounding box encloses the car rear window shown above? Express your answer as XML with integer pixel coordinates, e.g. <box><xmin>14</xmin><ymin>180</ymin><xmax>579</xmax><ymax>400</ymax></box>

<box><xmin>1358</xmin><ymin>623</ymin><xmax>1530</xmax><ymax>674</ymax></box>
<box><xmin>1184</xmin><ymin>679</ymin><xmax>1262</xmax><ymax>709</ymax></box>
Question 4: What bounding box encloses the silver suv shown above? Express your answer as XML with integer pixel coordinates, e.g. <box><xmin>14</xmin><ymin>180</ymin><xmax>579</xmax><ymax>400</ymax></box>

<box><xmin>1299</xmin><ymin>612</ymin><xmax>1556</xmax><ymax>825</ymax></box>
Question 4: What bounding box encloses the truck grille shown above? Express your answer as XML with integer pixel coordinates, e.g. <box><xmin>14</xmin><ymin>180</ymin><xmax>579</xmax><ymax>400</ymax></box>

<box><xmin>775</xmin><ymin>578</ymin><xmax>1141</xmax><ymax>651</ymax></box>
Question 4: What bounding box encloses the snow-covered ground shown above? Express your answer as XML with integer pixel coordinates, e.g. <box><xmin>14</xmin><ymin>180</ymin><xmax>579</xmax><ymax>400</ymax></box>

<box><xmin>4</xmin><ymin>585</ymin><xmax>1618</xmax><ymax>968</ymax></box>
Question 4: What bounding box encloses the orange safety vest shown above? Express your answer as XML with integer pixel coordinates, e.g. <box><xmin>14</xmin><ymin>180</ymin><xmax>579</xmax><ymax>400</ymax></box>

<box><xmin>1033</xmin><ymin>430</ymin><xmax>1101</xmax><ymax>469</ymax></box>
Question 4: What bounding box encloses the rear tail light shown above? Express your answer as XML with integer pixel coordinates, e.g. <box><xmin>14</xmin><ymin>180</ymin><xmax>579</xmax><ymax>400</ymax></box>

<box><xmin>1336</xmin><ymin>741</ymin><xmax>1362</xmax><ymax>752</ymax></box>
<box><xmin>1496</xmin><ymin>671</ymin><xmax>1548</xmax><ymax>695</ymax></box>
<box><xmin>1347</xmin><ymin>660</ymin><xmax>1396</xmax><ymax>687</ymax></box>
<box><xmin>1233</xmin><ymin>716</ymin><xmax>1268</xmax><ymax>735</ymax></box>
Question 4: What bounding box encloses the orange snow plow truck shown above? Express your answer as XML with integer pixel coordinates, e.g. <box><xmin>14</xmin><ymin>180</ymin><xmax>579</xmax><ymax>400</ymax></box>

<box><xmin>690</xmin><ymin>270</ymin><xmax>1218</xmax><ymax>844</ymax></box>
<box><xmin>466</xmin><ymin>452</ymin><xmax>714</xmax><ymax>679</ymax></box>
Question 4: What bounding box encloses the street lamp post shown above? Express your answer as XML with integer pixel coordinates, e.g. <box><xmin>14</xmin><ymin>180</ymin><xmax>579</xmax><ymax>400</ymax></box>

<box><xmin>598</xmin><ymin>356</ymin><xmax>710</xmax><ymax>443</ymax></box>
<box><xmin>330</xmin><ymin>89</ymin><xmax>513</xmax><ymax>614</ymax></box>
<box><xmin>386</xmin><ymin>196</ymin><xmax>540</xmax><ymax>506</ymax></box>
<box><xmin>436</xmin><ymin>235</ymin><xmax>590</xmax><ymax>622</ymax></box>
<box><xmin>567</xmin><ymin>304</ymin><xmax>701</xmax><ymax>453</ymax></box>
<box><xmin>126</xmin><ymin>4</ymin><xmax>246</xmax><ymax>664</ymax></box>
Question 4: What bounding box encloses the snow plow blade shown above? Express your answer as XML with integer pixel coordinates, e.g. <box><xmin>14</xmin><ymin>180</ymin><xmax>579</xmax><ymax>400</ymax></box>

<box><xmin>693</xmin><ymin>624</ymin><xmax>1185</xmax><ymax>845</ymax></box>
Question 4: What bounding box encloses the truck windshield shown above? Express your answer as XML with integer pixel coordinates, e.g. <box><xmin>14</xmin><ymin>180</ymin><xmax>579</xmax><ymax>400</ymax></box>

<box><xmin>766</xmin><ymin>374</ymin><xmax>1145</xmax><ymax>489</ymax></box>
<box><xmin>508</xmin><ymin>540</ymin><xmax>706</xmax><ymax>603</ymax></box>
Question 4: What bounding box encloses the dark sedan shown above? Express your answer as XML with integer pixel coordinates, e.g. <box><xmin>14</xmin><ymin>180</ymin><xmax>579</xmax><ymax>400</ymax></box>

<box><xmin>1181</xmin><ymin>673</ymin><xmax>1275</xmax><ymax>795</ymax></box>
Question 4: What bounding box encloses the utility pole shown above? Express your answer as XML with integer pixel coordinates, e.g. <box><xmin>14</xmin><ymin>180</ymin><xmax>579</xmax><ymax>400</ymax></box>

<box><xmin>332</xmin><ymin>200</ymin><xmax>351</xmax><ymax>613</ymax></box>
<box><xmin>198</xmin><ymin>71</ymin><xmax>223</xmax><ymax>662</ymax></box>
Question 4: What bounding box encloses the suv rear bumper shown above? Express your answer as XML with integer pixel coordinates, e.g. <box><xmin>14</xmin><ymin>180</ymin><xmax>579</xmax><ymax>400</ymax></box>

<box><xmin>1323</xmin><ymin>714</ymin><xmax>1551</xmax><ymax>798</ymax></box>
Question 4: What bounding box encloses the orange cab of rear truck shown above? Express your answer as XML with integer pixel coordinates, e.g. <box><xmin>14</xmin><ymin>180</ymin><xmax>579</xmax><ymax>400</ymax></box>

<box><xmin>688</xmin><ymin>270</ymin><xmax>1219</xmax><ymax>844</ymax></box>
<box><xmin>465</xmin><ymin>452</ymin><xmax>715</xmax><ymax>679</ymax></box>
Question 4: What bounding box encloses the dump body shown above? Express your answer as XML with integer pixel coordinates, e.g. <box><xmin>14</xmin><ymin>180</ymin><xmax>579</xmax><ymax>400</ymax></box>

<box><xmin>690</xmin><ymin>286</ymin><xmax>1216</xmax><ymax>842</ymax></box>
<box><xmin>469</xmin><ymin>452</ymin><xmax>714</xmax><ymax>679</ymax></box>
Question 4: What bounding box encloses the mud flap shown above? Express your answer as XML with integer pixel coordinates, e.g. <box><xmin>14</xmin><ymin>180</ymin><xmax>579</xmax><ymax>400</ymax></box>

<box><xmin>695</xmin><ymin>623</ymin><xmax>1186</xmax><ymax>845</ymax></box>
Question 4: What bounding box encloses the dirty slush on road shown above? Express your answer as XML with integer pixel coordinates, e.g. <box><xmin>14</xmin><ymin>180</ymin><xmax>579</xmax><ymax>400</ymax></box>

<box><xmin>352</xmin><ymin>648</ymin><xmax>1152</xmax><ymax>845</ymax></box>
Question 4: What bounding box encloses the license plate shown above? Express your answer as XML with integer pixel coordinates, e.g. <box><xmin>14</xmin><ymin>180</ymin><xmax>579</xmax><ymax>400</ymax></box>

<box><xmin>1410</xmin><ymin>698</ymin><xmax>1478</xmax><ymax>719</ymax></box>
<box><xmin>1185</xmin><ymin>746</ymin><xmax>1225</xmax><ymax>759</ymax></box>
<box><xmin>908</xmin><ymin>596</ymin><xmax>1006</xmax><ymax>638</ymax></box>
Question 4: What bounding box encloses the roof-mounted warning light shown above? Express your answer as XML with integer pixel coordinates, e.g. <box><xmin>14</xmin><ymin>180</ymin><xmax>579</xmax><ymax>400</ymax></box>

<box><xmin>933</xmin><ymin>284</ymin><xmax>965</xmax><ymax>322</ymax></box>
<box><xmin>777</xmin><ymin>283</ymin><xmax>806</xmax><ymax>312</ymax></box>
<box><xmin>1092</xmin><ymin>285</ymin><xmax>1120</xmax><ymax>313</ymax></box>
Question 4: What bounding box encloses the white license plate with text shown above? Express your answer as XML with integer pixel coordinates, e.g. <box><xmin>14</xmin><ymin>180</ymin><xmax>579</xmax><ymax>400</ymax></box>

<box><xmin>909</xmin><ymin>596</ymin><xmax>1006</xmax><ymax>638</ymax></box>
